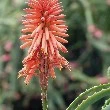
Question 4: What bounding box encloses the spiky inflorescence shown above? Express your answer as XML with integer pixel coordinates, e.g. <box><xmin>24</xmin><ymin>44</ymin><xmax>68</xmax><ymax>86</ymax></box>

<box><xmin>18</xmin><ymin>0</ymin><xmax>69</xmax><ymax>88</ymax></box>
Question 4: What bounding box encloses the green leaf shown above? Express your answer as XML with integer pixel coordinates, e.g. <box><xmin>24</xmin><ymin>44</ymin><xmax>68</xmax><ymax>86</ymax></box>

<box><xmin>102</xmin><ymin>98</ymin><xmax>110</xmax><ymax>110</ymax></box>
<box><xmin>102</xmin><ymin>104</ymin><xmax>110</xmax><ymax>110</ymax></box>
<box><xmin>66</xmin><ymin>83</ymin><xmax>110</xmax><ymax>110</ymax></box>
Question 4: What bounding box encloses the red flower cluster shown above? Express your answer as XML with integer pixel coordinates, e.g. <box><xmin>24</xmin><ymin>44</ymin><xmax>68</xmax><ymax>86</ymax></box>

<box><xmin>18</xmin><ymin>0</ymin><xmax>70</xmax><ymax>86</ymax></box>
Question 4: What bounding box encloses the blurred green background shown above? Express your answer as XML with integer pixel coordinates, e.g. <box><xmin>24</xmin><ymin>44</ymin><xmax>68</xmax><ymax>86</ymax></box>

<box><xmin>0</xmin><ymin>0</ymin><xmax>110</xmax><ymax>110</ymax></box>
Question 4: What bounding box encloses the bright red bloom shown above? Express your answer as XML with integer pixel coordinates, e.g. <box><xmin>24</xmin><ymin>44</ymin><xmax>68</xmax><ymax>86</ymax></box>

<box><xmin>18</xmin><ymin>0</ymin><xmax>70</xmax><ymax>87</ymax></box>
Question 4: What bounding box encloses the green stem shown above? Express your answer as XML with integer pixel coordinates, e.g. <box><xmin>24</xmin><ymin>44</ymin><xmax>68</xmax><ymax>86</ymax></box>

<box><xmin>79</xmin><ymin>0</ymin><xmax>93</xmax><ymax>25</ymax></box>
<box><xmin>79</xmin><ymin>0</ymin><xmax>110</xmax><ymax>51</ymax></box>
<box><xmin>41</xmin><ymin>88</ymin><xmax>48</xmax><ymax>110</ymax></box>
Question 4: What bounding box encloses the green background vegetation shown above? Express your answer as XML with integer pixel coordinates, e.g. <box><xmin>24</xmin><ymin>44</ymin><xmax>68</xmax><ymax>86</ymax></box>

<box><xmin>0</xmin><ymin>0</ymin><xmax>110</xmax><ymax>110</ymax></box>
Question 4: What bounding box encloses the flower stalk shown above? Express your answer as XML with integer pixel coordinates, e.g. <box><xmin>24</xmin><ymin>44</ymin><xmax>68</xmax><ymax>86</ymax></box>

<box><xmin>39</xmin><ymin>55</ymin><xmax>49</xmax><ymax>110</ymax></box>
<box><xmin>41</xmin><ymin>88</ymin><xmax>48</xmax><ymax>110</ymax></box>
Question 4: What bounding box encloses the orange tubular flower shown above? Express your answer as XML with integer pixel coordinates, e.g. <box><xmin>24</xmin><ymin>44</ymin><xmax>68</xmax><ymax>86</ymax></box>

<box><xmin>19</xmin><ymin>0</ymin><xmax>70</xmax><ymax>88</ymax></box>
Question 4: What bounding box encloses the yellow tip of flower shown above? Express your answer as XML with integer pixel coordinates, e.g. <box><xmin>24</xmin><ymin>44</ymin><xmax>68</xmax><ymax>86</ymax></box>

<box><xmin>17</xmin><ymin>73</ymin><xmax>22</xmax><ymax>79</ymax></box>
